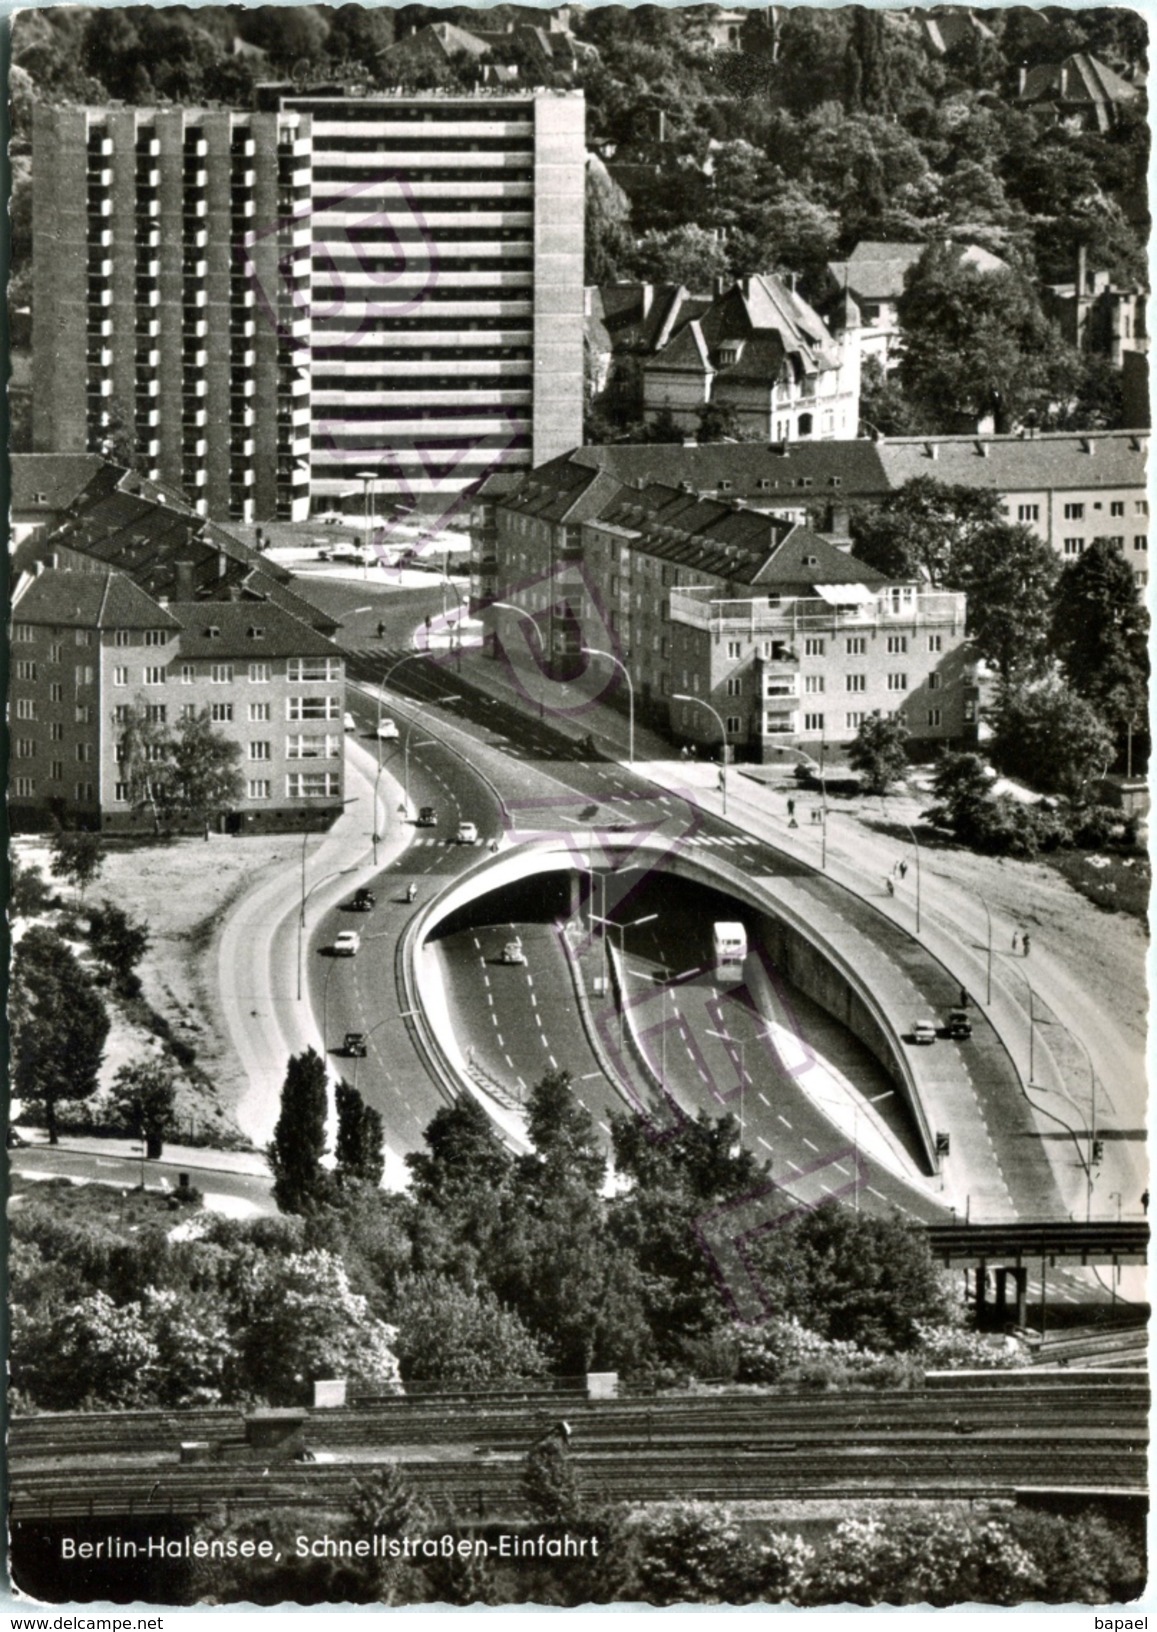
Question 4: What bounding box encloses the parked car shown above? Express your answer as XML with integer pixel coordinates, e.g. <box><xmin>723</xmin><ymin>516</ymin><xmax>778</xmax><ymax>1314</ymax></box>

<box><xmin>344</xmin><ymin>1031</ymin><xmax>368</xmax><ymax>1057</ymax></box>
<box><xmin>417</xmin><ymin>806</ymin><xmax>438</xmax><ymax>827</ymax></box>
<box><xmin>456</xmin><ymin>821</ymin><xmax>479</xmax><ymax>845</ymax></box>
<box><xmin>946</xmin><ymin>1008</ymin><xmax>973</xmax><ymax>1039</ymax></box>
<box><xmin>911</xmin><ymin>1019</ymin><xmax>937</xmax><ymax>1045</ymax></box>
<box><xmin>349</xmin><ymin>888</ymin><xmax>376</xmax><ymax>912</ymax></box>
<box><xmin>343</xmin><ymin>712</ymin><xmax>357</xmax><ymax>733</ymax></box>
<box><xmin>377</xmin><ymin>717</ymin><xmax>399</xmax><ymax>740</ymax></box>
<box><xmin>501</xmin><ymin>938</ymin><xmax>527</xmax><ymax>966</ymax></box>
<box><xmin>333</xmin><ymin>930</ymin><xmax>361</xmax><ymax>957</ymax></box>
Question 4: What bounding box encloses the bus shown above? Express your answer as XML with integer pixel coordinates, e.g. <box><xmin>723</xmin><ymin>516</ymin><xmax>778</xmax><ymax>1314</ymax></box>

<box><xmin>712</xmin><ymin>921</ymin><xmax>748</xmax><ymax>983</ymax></box>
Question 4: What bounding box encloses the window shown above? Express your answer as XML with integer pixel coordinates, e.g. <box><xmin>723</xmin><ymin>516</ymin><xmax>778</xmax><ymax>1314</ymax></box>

<box><xmin>845</xmin><ymin>711</ymin><xmax>865</xmax><ymax>729</ymax></box>
<box><xmin>114</xmin><ymin>782</ymin><xmax>131</xmax><ymax>803</ymax></box>
<box><xmin>1063</xmin><ymin>537</ymin><xmax>1084</xmax><ymax>557</ymax></box>
<box><xmin>50</xmin><ymin>761</ymin><xmax>63</xmax><ymax>782</ymax></box>
<box><xmin>804</xmin><ymin>637</ymin><xmax>825</xmax><ymax>656</ymax></box>
<box><xmin>13</xmin><ymin>777</ymin><xmax>35</xmax><ymax>798</ymax></box>
<box><xmin>887</xmin><ymin>673</ymin><xmax>908</xmax><ymax>692</ymax></box>
<box><xmin>927</xmin><ymin>634</ymin><xmax>942</xmax><ymax>653</ymax></box>
<box><xmin>180</xmin><ymin>664</ymin><xmax>196</xmax><ymax>683</ymax></box>
<box><xmin>143</xmin><ymin>666</ymin><xmax>165</xmax><ymax>685</ymax></box>
<box><xmin>727</xmin><ymin>640</ymin><xmax>743</xmax><ymax>660</ymax></box>
<box><xmin>846</xmin><ymin>674</ymin><xmax>866</xmax><ymax>693</ymax></box>
<box><xmin>287</xmin><ymin>696</ymin><xmax>340</xmax><ymax>721</ymax></box>
<box><xmin>249</xmin><ymin>662</ymin><xmax>270</xmax><ymax>683</ymax></box>
<box><xmin>249</xmin><ymin>702</ymin><xmax>271</xmax><ymax>722</ymax></box>
<box><xmin>210</xmin><ymin>702</ymin><xmax>234</xmax><ymax>723</ymax></box>
<box><xmin>287</xmin><ymin>771</ymin><xmax>340</xmax><ymax>799</ymax></box>
<box><xmin>1063</xmin><ymin>502</ymin><xmax>1084</xmax><ymax>520</ymax></box>
<box><xmin>726</xmin><ymin>677</ymin><xmax>742</xmax><ymax>697</ymax></box>
<box><xmin>209</xmin><ymin>664</ymin><xmax>234</xmax><ymax>684</ymax></box>
<box><xmin>114</xmin><ymin>629</ymin><xmax>134</xmax><ymax>648</ymax></box>
<box><xmin>246</xmin><ymin>626</ymin><xmax>265</xmax><ymax>641</ymax></box>
<box><xmin>16</xmin><ymin>660</ymin><xmax>36</xmax><ymax>681</ymax></box>
<box><xmin>16</xmin><ymin>738</ymin><xmax>36</xmax><ymax>759</ymax></box>
<box><xmin>13</xmin><ymin>623</ymin><xmax>34</xmax><ymax>643</ymax></box>
<box><xmin>1111</xmin><ymin>500</ymin><xmax>1126</xmax><ymax>517</ymax></box>
<box><xmin>846</xmin><ymin>636</ymin><xmax>866</xmax><ymax>655</ymax></box>
<box><xmin>49</xmin><ymin>643</ymin><xmax>62</xmax><ymax>664</ymax></box>
<box><xmin>286</xmin><ymin>734</ymin><xmax>340</xmax><ymax>759</ymax></box>
<box><xmin>725</xmin><ymin>715</ymin><xmax>742</xmax><ymax>735</ymax></box>
<box><xmin>886</xmin><ymin>635</ymin><xmax>907</xmax><ymax>654</ymax></box>
<box><xmin>179</xmin><ymin>704</ymin><xmax>197</xmax><ymax>722</ymax></box>
<box><xmin>803</xmin><ymin>712</ymin><xmax>825</xmax><ymax>731</ymax></box>
<box><xmin>247</xmin><ymin>779</ymin><xmax>271</xmax><ymax>800</ymax></box>
<box><xmin>1134</xmin><ymin>535</ymin><xmax>1148</xmax><ymax>553</ymax></box>
<box><xmin>49</xmin><ymin>682</ymin><xmax>64</xmax><ymax>703</ymax></box>
<box><xmin>15</xmin><ymin>698</ymin><xmax>36</xmax><ymax>720</ymax></box>
<box><xmin>287</xmin><ymin>658</ymin><xmax>342</xmax><ymax>682</ymax></box>
<box><xmin>1106</xmin><ymin>535</ymin><xmax>1125</xmax><ymax>548</ymax></box>
<box><xmin>804</xmin><ymin>675</ymin><xmax>824</xmax><ymax>693</ymax></box>
<box><xmin>114</xmin><ymin>704</ymin><xmax>131</xmax><ymax>723</ymax></box>
<box><xmin>928</xmin><ymin>672</ymin><xmax>942</xmax><ymax>691</ymax></box>
<box><xmin>1137</xmin><ymin>500</ymin><xmax>1149</xmax><ymax>516</ymax></box>
<box><xmin>145</xmin><ymin>628</ymin><xmax>168</xmax><ymax>646</ymax></box>
<box><xmin>75</xmin><ymin>743</ymin><xmax>92</xmax><ymax>762</ymax></box>
<box><xmin>927</xmin><ymin>708</ymin><xmax>942</xmax><ymax>727</ymax></box>
<box><xmin>248</xmin><ymin>741</ymin><xmax>271</xmax><ymax>761</ymax></box>
<box><xmin>75</xmin><ymin>629</ymin><xmax>94</xmax><ymax>647</ymax></box>
<box><xmin>1017</xmin><ymin>504</ymin><xmax>1040</xmax><ymax>523</ymax></box>
<box><xmin>49</xmin><ymin>723</ymin><xmax>64</xmax><ymax>742</ymax></box>
<box><xmin>144</xmin><ymin>704</ymin><xmax>166</xmax><ymax>724</ymax></box>
<box><xmin>75</xmin><ymin>704</ymin><xmax>91</xmax><ymax>724</ymax></box>
<box><xmin>75</xmin><ymin>781</ymin><xmax>95</xmax><ymax>802</ymax></box>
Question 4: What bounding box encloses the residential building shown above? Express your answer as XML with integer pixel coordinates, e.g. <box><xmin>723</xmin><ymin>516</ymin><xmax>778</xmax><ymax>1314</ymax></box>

<box><xmin>1017</xmin><ymin>53</ymin><xmax>1141</xmax><ymax>132</ymax></box>
<box><xmin>31</xmin><ymin>103</ymin><xmax>313</xmax><ymax>523</ymax></box>
<box><xmin>825</xmin><ymin>240</ymin><xmax>1007</xmax><ymax>374</ymax></box>
<box><xmin>483</xmin><ymin>453</ymin><xmax>968</xmax><ymax>757</ymax></box>
<box><xmin>643</xmin><ymin>273</ymin><xmax>860</xmax><ymax>443</ymax></box>
<box><xmin>31</xmin><ymin>90</ymin><xmax>585</xmax><ymax>523</ymax></box>
<box><xmin>914</xmin><ymin>8</ymin><xmax>996</xmax><ymax>57</ymax></box>
<box><xmin>9</xmin><ymin>569</ymin><xmax>346</xmax><ymax>833</ymax></box>
<box><xmin>1040</xmin><ymin>247</ymin><xmax>1148</xmax><ymax>370</ymax></box>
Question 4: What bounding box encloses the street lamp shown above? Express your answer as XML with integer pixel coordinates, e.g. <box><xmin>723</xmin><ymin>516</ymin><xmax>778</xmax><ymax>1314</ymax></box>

<box><xmin>814</xmin><ymin>1087</ymin><xmax>894</xmax><ymax>1212</ymax></box>
<box><xmin>404</xmin><ymin>733</ymin><xmax>436</xmax><ymax>814</ymax></box>
<box><xmin>356</xmin><ymin>470</ymin><xmax>376</xmax><ymax>579</ymax></box>
<box><xmin>297</xmin><ymin>857</ymin><xmax>359</xmax><ymax>1000</ymax></box>
<box><xmin>590</xmin><ymin>910</ymin><xmax>657</xmax><ymax>1053</ymax></box>
<box><xmin>492</xmin><ymin>601</ymin><xmax>547</xmax><ymax>718</ymax></box>
<box><xmin>584</xmin><ymin>645</ymin><xmax>635</xmax><ymax>766</ymax></box>
<box><xmin>673</xmin><ymin>693</ymin><xmax>727</xmax><ymax>813</ymax></box>
<box><xmin>978</xmin><ymin>893</ymin><xmax>994</xmax><ymax>1006</ymax></box>
<box><xmin>705</xmin><ymin>1027</ymin><xmax>752</xmax><ymax>1143</ymax></box>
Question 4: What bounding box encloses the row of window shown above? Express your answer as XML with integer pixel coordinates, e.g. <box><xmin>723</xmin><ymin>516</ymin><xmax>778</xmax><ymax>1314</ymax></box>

<box><xmin>1058</xmin><ymin>500</ymin><xmax>1145</xmax><ymax>520</ymax></box>
<box><xmin>726</xmin><ymin>670</ymin><xmax>946</xmax><ymax>700</ymax></box>
<box><xmin>113</xmin><ymin>731</ymin><xmax>342</xmax><ymax>760</ymax></box>
<box><xmin>764</xmin><ymin>710</ymin><xmax>944</xmax><ymax>734</ymax></box>
<box><xmin>110</xmin><ymin>774</ymin><xmax>341</xmax><ymax>803</ymax></box>
<box><xmin>16</xmin><ymin>659</ymin><xmax>343</xmax><ymax>685</ymax></box>
<box><xmin>725</xmin><ymin>634</ymin><xmax>941</xmax><ymax>661</ymax></box>
<box><xmin>1063</xmin><ymin>536</ymin><xmax>1149</xmax><ymax>557</ymax></box>
<box><xmin>13</xmin><ymin>777</ymin><xmax>94</xmax><ymax>801</ymax></box>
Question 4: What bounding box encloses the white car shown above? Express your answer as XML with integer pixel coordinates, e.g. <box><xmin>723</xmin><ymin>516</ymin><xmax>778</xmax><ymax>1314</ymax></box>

<box><xmin>456</xmin><ymin>821</ymin><xmax>479</xmax><ymax>845</ymax></box>
<box><xmin>333</xmin><ymin>930</ymin><xmax>361</xmax><ymax>957</ymax></box>
<box><xmin>501</xmin><ymin>938</ymin><xmax>527</xmax><ymax>966</ymax></box>
<box><xmin>911</xmin><ymin>1019</ymin><xmax>937</xmax><ymax>1045</ymax></box>
<box><xmin>377</xmin><ymin>717</ymin><xmax>399</xmax><ymax>740</ymax></box>
<box><xmin>343</xmin><ymin>713</ymin><xmax>357</xmax><ymax>733</ymax></box>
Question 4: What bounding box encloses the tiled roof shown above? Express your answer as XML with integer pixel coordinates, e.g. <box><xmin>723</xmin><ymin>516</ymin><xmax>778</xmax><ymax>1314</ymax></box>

<box><xmin>1020</xmin><ymin>52</ymin><xmax>1139</xmax><ymax>107</ymax></box>
<box><xmin>165</xmin><ymin>600</ymin><xmax>341</xmax><ymax>660</ymax></box>
<box><xmin>13</xmin><ymin>568</ymin><xmax>177</xmax><ymax>629</ymax></box>
<box><xmin>828</xmin><ymin>240</ymin><xmax>1006</xmax><ymax>304</ymax></box>
<box><xmin>526</xmin><ymin>443</ymin><xmax>893</xmax><ymax>503</ymax></box>
<box><xmin>876</xmin><ymin>431</ymin><xmax>1148</xmax><ymax>492</ymax></box>
<box><xmin>10</xmin><ymin>454</ymin><xmax>106</xmax><ymax>514</ymax></box>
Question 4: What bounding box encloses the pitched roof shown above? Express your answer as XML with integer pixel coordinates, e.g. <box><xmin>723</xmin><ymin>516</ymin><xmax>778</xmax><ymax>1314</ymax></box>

<box><xmin>13</xmin><ymin>568</ymin><xmax>177</xmax><ymax>629</ymax></box>
<box><xmin>1020</xmin><ymin>52</ymin><xmax>1139</xmax><ymax>107</ymax></box>
<box><xmin>829</xmin><ymin>240</ymin><xmax>1006</xmax><ymax>305</ymax></box>
<box><xmin>166</xmin><ymin>600</ymin><xmax>341</xmax><ymax>660</ymax></box>
<box><xmin>10</xmin><ymin>454</ymin><xmax>106</xmax><ymax>514</ymax></box>
<box><xmin>532</xmin><ymin>442</ymin><xmax>893</xmax><ymax>504</ymax></box>
<box><xmin>876</xmin><ymin>431</ymin><xmax>1148</xmax><ymax>492</ymax></box>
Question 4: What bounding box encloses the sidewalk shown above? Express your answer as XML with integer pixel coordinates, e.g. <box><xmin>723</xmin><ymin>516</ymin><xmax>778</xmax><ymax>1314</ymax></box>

<box><xmin>21</xmin><ymin>1134</ymin><xmax>271</xmax><ymax>1177</ymax></box>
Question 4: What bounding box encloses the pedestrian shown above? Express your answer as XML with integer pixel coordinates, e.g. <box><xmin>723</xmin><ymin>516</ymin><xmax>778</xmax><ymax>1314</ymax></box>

<box><xmin>959</xmin><ymin>986</ymin><xmax>968</xmax><ymax>1009</ymax></box>
<box><xmin>787</xmin><ymin>797</ymin><xmax>795</xmax><ymax>819</ymax></box>
<box><xmin>680</xmin><ymin>744</ymin><xmax>689</xmax><ymax>761</ymax></box>
<box><xmin>898</xmin><ymin>860</ymin><xmax>908</xmax><ymax>880</ymax></box>
<box><xmin>1142</xmin><ymin>1189</ymin><xmax>1150</xmax><ymax>1215</ymax></box>
<box><xmin>886</xmin><ymin>876</ymin><xmax>895</xmax><ymax>897</ymax></box>
<box><xmin>1022</xmin><ymin>933</ymin><xmax>1030</xmax><ymax>957</ymax></box>
<box><xmin>1011</xmin><ymin>931</ymin><xmax>1019</xmax><ymax>953</ymax></box>
<box><xmin>377</xmin><ymin>620</ymin><xmax>385</xmax><ymax>639</ymax></box>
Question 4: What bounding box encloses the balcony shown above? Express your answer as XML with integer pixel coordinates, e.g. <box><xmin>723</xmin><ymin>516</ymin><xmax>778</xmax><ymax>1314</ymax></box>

<box><xmin>183</xmin><ymin>198</ymin><xmax>208</xmax><ymax>220</ymax></box>
<box><xmin>184</xmin><ymin>289</ymin><xmax>208</xmax><ymax>310</ymax></box>
<box><xmin>136</xmin><ymin>287</ymin><xmax>160</xmax><ymax>309</ymax></box>
<box><xmin>88</xmin><ymin>166</ymin><xmax>113</xmax><ymax>188</ymax></box>
<box><xmin>88</xmin><ymin>136</ymin><xmax>113</xmax><ymax>158</ymax></box>
<box><xmin>669</xmin><ymin>587</ymin><xmax>967</xmax><ymax>635</ymax></box>
<box><xmin>183</xmin><ymin>437</ymin><xmax>207</xmax><ymax>459</ymax></box>
<box><xmin>88</xmin><ymin>346</ymin><xmax>114</xmax><ymax>369</ymax></box>
<box><xmin>135</xmin><ymin>316</ymin><xmax>160</xmax><ymax>339</ymax></box>
<box><xmin>88</xmin><ymin>258</ymin><xmax>113</xmax><ymax>280</ymax></box>
<box><xmin>186</xmin><ymin>137</ymin><xmax>208</xmax><ymax>158</ymax></box>
<box><xmin>87</xmin><ymin>287</ymin><xmax>113</xmax><ymax>309</ymax></box>
<box><xmin>186</xmin><ymin>226</ymin><xmax>209</xmax><ymax>249</ymax></box>
<box><xmin>234</xmin><ymin>349</ymin><xmax>256</xmax><ymax>372</ymax></box>
<box><xmin>230</xmin><ymin>466</ymin><xmax>255</xmax><ymax>487</ymax></box>
<box><xmin>183</xmin><ymin>317</ymin><xmax>208</xmax><ymax>340</ymax></box>
<box><xmin>137</xmin><ymin>167</ymin><xmax>160</xmax><ymax>190</ymax></box>
<box><xmin>229</xmin><ymin>316</ymin><xmax>255</xmax><ymax>339</ymax></box>
<box><xmin>183</xmin><ymin>258</ymin><xmax>207</xmax><ymax>280</ymax></box>
<box><xmin>230</xmin><ymin>404</ymin><xmax>256</xmax><ymax>428</ymax></box>
<box><xmin>231</xmin><ymin>377</ymin><xmax>255</xmax><ymax>399</ymax></box>
<box><xmin>232</xmin><ymin>168</ymin><xmax>256</xmax><ymax>190</ymax></box>
<box><xmin>90</xmin><ymin>317</ymin><xmax>114</xmax><ymax>340</ymax></box>
<box><xmin>184</xmin><ymin>348</ymin><xmax>207</xmax><ymax>369</ymax></box>
<box><xmin>231</xmin><ymin>436</ymin><xmax>255</xmax><ymax>458</ymax></box>
<box><xmin>87</xmin><ymin>197</ymin><xmax>113</xmax><ymax>219</ymax></box>
<box><xmin>135</xmin><ymin>409</ymin><xmax>160</xmax><ymax>429</ymax></box>
<box><xmin>93</xmin><ymin>227</ymin><xmax>113</xmax><ymax>249</ymax></box>
<box><xmin>184</xmin><ymin>377</ymin><xmax>207</xmax><ymax>398</ymax></box>
<box><xmin>136</xmin><ymin>347</ymin><xmax>160</xmax><ymax>369</ymax></box>
<box><xmin>183</xmin><ymin>467</ymin><xmax>208</xmax><ymax>488</ymax></box>
<box><xmin>138</xmin><ymin>256</ymin><xmax>160</xmax><ymax>278</ymax></box>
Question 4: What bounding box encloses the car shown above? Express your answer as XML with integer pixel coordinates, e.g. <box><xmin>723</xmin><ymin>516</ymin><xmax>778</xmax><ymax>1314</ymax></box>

<box><xmin>911</xmin><ymin>1019</ymin><xmax>937</xmax><ymax>1045</ymax></box>
<box><xmin>349</xmin><ymin>888</ymin><xmax>376</xmax><ymax>912</ymax></box>
<box><xmin>343</xmin><ymin>712</ymin><xmax>357</xmax><ymax>733</ymax></box>
<box><xmin>501</xmin><ymin>938</ymin><xmax>527</xmax><ymax>966</ymax></box>
<box><xmin>946</xmin><ymin>1008</ymin><xmax>973</xmax><ymax>1039</ymax></box>
<box><xmin>417</xmin><ymin>806</ymin><xmax>438</xmax><ymax>827</ymax></box>
<box><xmin>343</xmin><ymin>1031</ymin><xmax>368</xmax><ymax>1057</ymax></box>
<box><xmin>333</xmin><ymin>930</ymin><xmax>361</xmax><ymax>957</ymax></box>
<box><xmin>456</xmin><ymin>821</ymin><xmax>479</xmax><ymax>845</ymax></box>
<box><xmin>377</xmin><ymin>717</ymin><xmax>399</xmax><ymax>740</ymax></box>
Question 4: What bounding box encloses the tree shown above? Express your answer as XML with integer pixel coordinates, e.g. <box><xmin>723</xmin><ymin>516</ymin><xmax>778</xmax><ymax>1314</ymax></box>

<box><xmin>48</xmin><ymin>827</ymin><xmax>104</xmax><ymax>895</ymax></box>
<box><xmin>334</xmin><ymin>1078</ymin><xmax>384</xmax><ymax>1189</ymax></box>
<box><xmin>86</xmin><ymin>899</ymin><xmax>150</xmax><ymax>994</ymax></box>
<box><xmin>109</xmin><ymin>1056</ymin><xmax>177</xmax><ymax>1160</ymax></box>
<box><xmin>406</xmin><ymin>1095</ymin><xmax>513</xmax><ymax>1207</ymax></box>
<box><xmin>897</xmin><ymin>242</ymin><xmax>1081</xmax><ymax>432</ymax></box>
<box><xmin>523</xmin><ymin>1435</ymin><xmax>585</xmax><ymax>1528</ymax></box>
<box><xmin>848</xmin><ymin>711</ymin><xmax>910</xmax><ymax>794</ymax></box>
<box><xmin>809</xmin><ymin>1509</ymin><xmax>1041</xmax><ymax>1606</ymax></box>
<box><xmin>629</xmin><ymin>225</ymin><xmax>728</xmax><ymax>292</ymax></box>
<box><xmin>168</xmin><ymin>709</ymin><xmax>245</xmax><ymax>827</ymax></box>
<box><xmin>950</xmin><ymin>520</ymin><xmax>1059</xmax><ymax>676</ymax></box>
<box><xmin>620</xmin><ymin>1500</ymin><xmax>812</xmax><ymax>1606</ymax></box>
<box><xmin>522</xmin><ymin>1069</ymin><xmax>606</xmax><ymax>1194</ymax></box>
<box><xmin>268</xmin><ymin>1049</ymin><xmax>330</xmax><ymax>1214</ymax></box>
<box><xmin>10</xmin><ymin>926</ymin><xmax>109</xmax><ymax>1143</ymax></box>
<box><xmin>12</xmin><ymin>1290</ymin><xmax>158</xmax><ymax>1411</ymax></box>
<box><xmin>11</xmin><ymin>858</ymin><xmax>52</xmax><ymax>917</ymax></box>
<box><xmin>986</xmin><ymin>679</ymin><xmax>1115</xmax><ymax>800</ymax></box>
<box><xmin>924</xmin><ymin>751</ymin><xmax>993</xmax><ymax>839</ymax></box>
<box><xmin>695</xmin><ymin>402</ymin><xmax>755</xmax><ymax>444</ymax></box>
<box><xmin>389</xmin><ymin>1273</ymin><xmax>548</xmax><ymax>1385</ymax></box>
<box><xmin>1051</xmin><ymin>538</ymin><xmax>1148</xmax><ymax>734</ymax></box>
<box><xmin>850</xmin><ymin>478</ymin><xmax>1005</xmax><ymax>584</ymax></box>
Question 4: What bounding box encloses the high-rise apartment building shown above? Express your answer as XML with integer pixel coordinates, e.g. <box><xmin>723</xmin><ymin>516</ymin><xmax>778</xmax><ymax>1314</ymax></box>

<box><xmin>32</xmin><ymin>104</ymin><xmax>313</xmax><ymax>523</ymax></box>
<box><xmin>31</xmin><ymin>91</ymin><xmax>585</xmax><ymax>525</ymax></box>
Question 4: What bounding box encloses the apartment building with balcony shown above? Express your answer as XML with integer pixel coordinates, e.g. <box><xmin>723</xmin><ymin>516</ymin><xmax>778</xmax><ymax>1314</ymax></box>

<box><xmin>282</xmin><ymin>89</ymin><xmax>584</xmax><ymax>514</ymax></box>
<box><xmin>9</xmin><ymin>569</ymin><xmax>346</xmax><ymax>833</ymax></box>
<box><xmin>32</xmin><ymin>104</ymin><xmax>313</xmax><ymax>524</ymax></box>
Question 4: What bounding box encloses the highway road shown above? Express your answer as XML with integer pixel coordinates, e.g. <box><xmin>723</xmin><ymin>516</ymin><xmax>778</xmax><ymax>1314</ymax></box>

<box><xmin>10</xmin><ymin>1146</ymin><xmax>276</xmax><ymax>1217</ymax></box>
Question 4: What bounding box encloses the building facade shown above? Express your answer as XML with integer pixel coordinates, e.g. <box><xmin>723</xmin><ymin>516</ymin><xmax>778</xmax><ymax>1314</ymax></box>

<box><xmin>10</xmin><ymin>569</ymin><xmax>347</xmax><ymax>833</ymax></box>
<box><xmin>32</xmin><ymin>91</ymin><xmax>585</xmax><ymax>526</ymax></box>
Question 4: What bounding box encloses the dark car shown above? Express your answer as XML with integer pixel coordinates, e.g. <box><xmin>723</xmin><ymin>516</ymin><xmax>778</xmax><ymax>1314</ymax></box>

<box><xmin>350</xmin><ymin>888</ymin><xmax>376</xmax><ymax>912</ymax></box>
<box><xmin>344</xmin><ymin>1032</ymin><xmax>368</xmax><ymax>1058</ymax></box>
<box><xmin>946</xmin><ymin>1008</ymin><xmax>973</xmax><ymax>1039</ymax></box>
<box><xmin>417</xmin><ymin>806</ymin><xmax>438</xmax><ymax>827</ymax></box>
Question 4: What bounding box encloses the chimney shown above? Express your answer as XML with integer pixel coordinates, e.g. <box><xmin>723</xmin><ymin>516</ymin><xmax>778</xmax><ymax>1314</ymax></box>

<box><xmin>1081</xmin><ymin>436</ymin><xmax>1095</xmax><ymax>455</ymax></box>
<box><xmin>217</xmin><ymin>552</ymin><xmax>228</xmax><ymax>578</ymax></box>
<box><xmin>925</xmin><ymin>442</ymin><xmax>939</xmax><ymax>460</ymax></box>
<box><xmin>713</xmin><ymin>274</ymin><xmax>727</xmax><ymax>299</ymax></box>
<box><xmin>656</xmin><ymin>109</ymin><xmax>666</xmax><ymax>143</ymax></box>
<box><xmin>175</xmin><ymin>560</ymin><xmax>195</xmax><ymax>599</ymax></box>
<box><xmin>640</xmin><ymin>282</ymin><xmax>653</xmax><ymax>319</ymax></box>
<box><xmin>1018</xmin><ymin>66</ymin><xmax>1027</xmax><ymax>95</ymax></box>
<box><xmin>583</xmin><ymin>287</ymin><xmax>592</xmax><ymax>317</ymax></box>
<box><xmin>1078</xmin><ymin>241</ymin><xmax>1089</xmax><ymax>293</ymax></box>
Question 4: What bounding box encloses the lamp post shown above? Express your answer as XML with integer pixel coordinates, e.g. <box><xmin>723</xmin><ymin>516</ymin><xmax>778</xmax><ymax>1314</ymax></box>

<box><xmin>493</xmin><ymin>600</ymin><xmax>546</xmax><ymax>717</ymax></box>
<box><xmin>357</xmin><ymin>470</ymin><xmax>376</xmax><ymax>578</ymax></box>
<box><xmin>673</xmin><ymin>693</ymin><xmax>727</xmax><ymax>814</ymax></box>
<box><xmin>590</xmin><ymin>911</ymin><xmax>657</xmax><ymax>1053</ymax></box>
<box><xmin>1071</xmin><ymin>1029</ymin><xmax>1099</xmax><ymax>1223</ymax></box>
<box><xmin>297</xmin><ymin>859</ymin><xmax>360</xmax><ymax>1001</ymax></box>
<box><xmin>978</xmin><ymin>893</ymin><xmax>993</xmax><ymax>1005</ymax></box>
<box><xmin>584</xmin><ymin>645</ymin><xmax>635</xmax><ymax>766</ymax></box>
<box><xmin>705</xmin><ymin>1027</ymin><xmax>751</xmax><ymax>1144</ymax></box>
<box><xmin>898</xmin><ymin>818</ymin><xmax>921</xmax><ymax>933</ymax></box>
<box><xmin>814</xmin><ymin>1087</ymin><xmax>894</xmax><ymax>1212</ymax></box>
<box><xmin>404</xmin><ymin>733</ymin><xmax>436</xmax><ymax>814</ymax></box>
